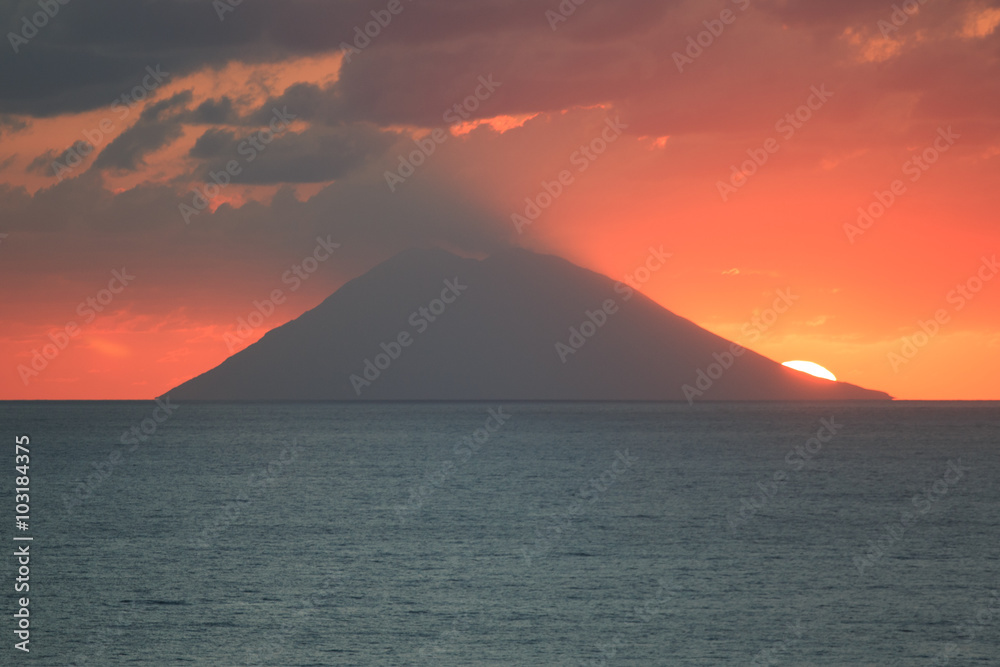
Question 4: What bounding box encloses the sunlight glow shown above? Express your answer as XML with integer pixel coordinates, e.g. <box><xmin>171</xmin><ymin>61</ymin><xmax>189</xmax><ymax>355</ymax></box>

<box><xmin>782</xmin><ymin>360</ymin><xmax>837</xmax><ymax>381</ymax></box>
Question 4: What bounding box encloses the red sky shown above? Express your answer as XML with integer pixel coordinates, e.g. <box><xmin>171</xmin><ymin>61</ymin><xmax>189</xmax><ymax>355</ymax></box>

<box><xmin>1</xmin><ymin>0</ymin><xmax>998</xmax><ymax>400</ymax></box>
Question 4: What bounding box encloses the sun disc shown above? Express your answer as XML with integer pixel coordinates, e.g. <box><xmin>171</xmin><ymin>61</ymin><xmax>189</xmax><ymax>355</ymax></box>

<box><xmin>782</xmin><ymin>360</ymin><xmax>837</xmax><ymax>381</ymax></box>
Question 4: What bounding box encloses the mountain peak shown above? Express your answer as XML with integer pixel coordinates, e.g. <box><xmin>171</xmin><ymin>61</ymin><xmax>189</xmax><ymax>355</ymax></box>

<box><xmin>165</xmin><ymin>247</ymin><xmax>891</xmax><ymax>401</ymax></box>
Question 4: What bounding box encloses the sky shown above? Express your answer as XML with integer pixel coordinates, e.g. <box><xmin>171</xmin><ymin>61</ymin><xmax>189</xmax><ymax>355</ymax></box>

<box><xmin>1</xmin><ymin>0</ymin><xmax>998</xmax><ymax>400</ymax></box>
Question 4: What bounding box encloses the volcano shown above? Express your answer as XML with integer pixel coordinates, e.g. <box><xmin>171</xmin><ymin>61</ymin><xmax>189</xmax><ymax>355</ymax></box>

<box><xmin>164</xmin><ymin>247</ymin><xmax>892</xmax><ymax>401</ymax></box>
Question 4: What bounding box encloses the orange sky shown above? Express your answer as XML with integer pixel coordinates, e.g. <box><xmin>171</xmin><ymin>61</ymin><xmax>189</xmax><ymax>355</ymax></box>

<box><xmin>1</xmin><ymin>0</ymin><xmax>998</xmax><ymax>400</ymax></box>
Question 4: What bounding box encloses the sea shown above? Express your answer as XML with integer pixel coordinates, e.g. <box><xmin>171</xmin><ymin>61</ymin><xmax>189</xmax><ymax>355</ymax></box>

<box><xmin>1</xmin><ymin>401</ymin><xmax>998</xmax><ymax>666</ymax></box>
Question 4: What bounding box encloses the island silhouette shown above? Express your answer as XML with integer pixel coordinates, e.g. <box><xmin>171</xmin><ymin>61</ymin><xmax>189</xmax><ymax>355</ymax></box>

<box><xmin>164</xmin><ymin>247</ymin><xmax>892</xmax><ymax>401</ymax></box>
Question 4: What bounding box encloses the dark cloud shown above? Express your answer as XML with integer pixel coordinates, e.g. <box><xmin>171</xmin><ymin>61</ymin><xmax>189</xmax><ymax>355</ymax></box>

<box><xmin>2</xmin><ymin>0</ymin><xmax>996</xmax><ymax>141</ymax></box>
<box><xmin>25</xmin><ymin>150</ymin><xmax>59</xmax><ymax>175</ymax></box>
<box><xmin>0</xmin><ymin>152</ymin><xmax>512</xmax><ymax>287</ymax></box>
<box><xmin>142</xmin><ymin>91</ymin><xmax>194</xmax><ymax>121</ymax></box>
<box><xmin>246</xmin><ymin>83</ymin><xmax>339</xmax><ymax>125</ymax></box>
<box><xmin>0</xmin><ymin>0</ymin><xmax>666</xmax><ymax>117</ymax></box>
<box><xmin>189</xmin><ymin>128</ymin><xmax>238</xmax><ymax>159</ymax></box>
<box><xmin>0</xmin><ymin>113</ymin><xmax>29</xmax><ymax>136</ymax></box>
<box><xmin>92</xmin><ymin>91</ymin><xmax>192</xmax><ymax>171</ymax></box>
<box><xmin>26</xmin><ymin>141</ymin><xmax>93</xmax><ymax>177</ymax></box>
<box><xmin>191</xmin><ymin>123</ymin><xmax>397</xmax><ymax>184</ymax></box>
<box><xmin>0</xmin><ymin>0</ymin><xmax>260</xmax><ymax>116</ymax></box>
<box><xmin>3</xmin><ymin>0</ymin><xmax>997</xmax><ymax>165</ymax></box>
<box><xmin>0</xmin><ymin>154</ymin><xmax>17</xmax><ymax>173</ymax></box>
<box><xmin>92</xmin><ymin>122</ymin><xmax>184</xmax><ymax>171</ymax></box>
<box><xmin>185</xmin><ymin>97</ymin><xmax>239</xmax><ymax>125</ymax></box>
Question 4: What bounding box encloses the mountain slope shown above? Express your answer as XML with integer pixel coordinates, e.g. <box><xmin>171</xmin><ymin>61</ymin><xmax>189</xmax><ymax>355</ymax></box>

<box><xmin>164</xmin><ymin>247</ymin><xmax>891</xmax><ymax>401</ymax></box>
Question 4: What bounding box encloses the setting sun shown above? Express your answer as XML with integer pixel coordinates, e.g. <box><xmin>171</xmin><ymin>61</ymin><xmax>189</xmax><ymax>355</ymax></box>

<box><xmin>782</xmin><ymin>360</ymin><xmax>837</xmax><ymax>382</ymax></box>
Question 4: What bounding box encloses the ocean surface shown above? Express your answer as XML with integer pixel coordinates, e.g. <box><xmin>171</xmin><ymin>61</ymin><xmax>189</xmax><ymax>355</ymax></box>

<box><xmin>1</xmin><ymin>401</ymin><xmax>998</xmax><ymax>666</ymax></box>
